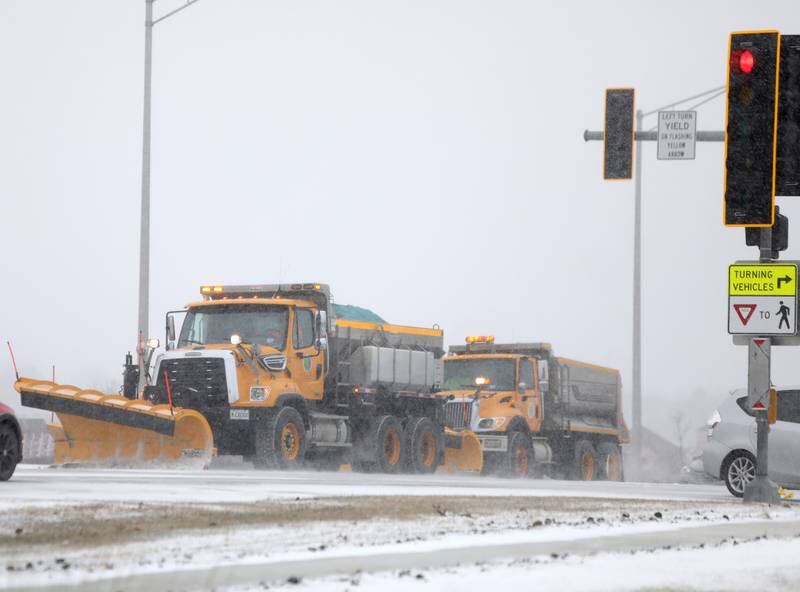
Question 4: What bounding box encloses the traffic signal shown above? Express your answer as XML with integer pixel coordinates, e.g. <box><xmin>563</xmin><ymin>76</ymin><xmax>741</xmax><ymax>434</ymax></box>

<box><xmin>724</xmin><ymin>31</ymin><xmax>781</xmax><ymax>227</ymax></box>
<box><xmin>603</xmin><ymin>88</ymin><xmax>635</xmax><ymax>180</ymax></box>
<box><xmin>777</xmin><ymin>35</ymin><xmax>800</xmax><ymax>196</ymax></box>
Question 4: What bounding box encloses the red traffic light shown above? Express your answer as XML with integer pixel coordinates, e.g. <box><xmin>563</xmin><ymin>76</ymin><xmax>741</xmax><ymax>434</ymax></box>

<box><xmin>740</xmin><ymin>50</ymin><xmax>755</xmax><ymax>74</ymax></box>
<box><xmin>731</xmin><ymin>49</ymin><xmax>756</xmax><ymax>74</ymax></box>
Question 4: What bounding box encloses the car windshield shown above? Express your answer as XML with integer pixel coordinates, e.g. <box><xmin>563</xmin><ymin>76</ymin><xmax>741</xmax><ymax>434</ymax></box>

<box><xmin>179</xmin><ymin>305</ymin><xmax>289</xmax><ymax>350</ymax></box>
<box><xmin>442</xmin><ymin>358</ymin><xmax>516</xmax><ymax>391</ymax></box>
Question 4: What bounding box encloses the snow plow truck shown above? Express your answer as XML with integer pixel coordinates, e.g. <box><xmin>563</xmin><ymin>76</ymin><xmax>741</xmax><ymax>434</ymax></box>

<box><xmin>15</xmin><ymin>283</ymin><xmax>482</xmax><ymax>473</ymax></box>
<box><xmin>439</xmin><ymin>336</ymin><xmax>628</xmax><ymax>480</ymax></box>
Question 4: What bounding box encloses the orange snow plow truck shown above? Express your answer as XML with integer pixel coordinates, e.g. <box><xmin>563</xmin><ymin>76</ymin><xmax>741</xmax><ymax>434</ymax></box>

<box><xmin>15</xmin><ymin>283</ymin><xmax>482</xmax><ymax>473</ymax></box>
<box><xmin>439</xmin><ymin>337</ymin><xmax>628</xmax><ymax>480</ymax></box>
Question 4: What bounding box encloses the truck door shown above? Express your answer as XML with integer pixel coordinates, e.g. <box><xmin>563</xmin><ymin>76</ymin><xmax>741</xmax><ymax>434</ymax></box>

<box><xmin>519</xmin><ymin>358</ymin><xmax>542</xmax><ymax>432</ymax></box>
<box><xmin>288</xmin><ymin>307</ymin><xmax>325</xmax><ymax>401</ymax></box>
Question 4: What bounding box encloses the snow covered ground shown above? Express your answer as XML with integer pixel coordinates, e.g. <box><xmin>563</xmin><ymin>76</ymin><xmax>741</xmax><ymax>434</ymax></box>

<box><xmin>233</xmin><ymin>535</ymin><xmax>800</xmax><ymax>592</ymax></box>
<box><xmin>1</xmin><ymin>466</ymin><xmax>798</xmax><ymax>591</ymax></box>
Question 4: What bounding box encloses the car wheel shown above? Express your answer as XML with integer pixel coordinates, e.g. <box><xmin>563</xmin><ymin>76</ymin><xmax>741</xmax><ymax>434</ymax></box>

<box><xmin>0</xmin><ymin>423</ymin><xmax>20</xmax><ymax>482</ymax></box>
<box><xmin>723</xmin><ymin>451</ymin><xmax>756</xmax><ymax>498</ymax></box>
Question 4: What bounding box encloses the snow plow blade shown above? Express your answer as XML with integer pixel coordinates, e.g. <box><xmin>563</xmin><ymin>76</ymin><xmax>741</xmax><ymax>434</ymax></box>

<box><xmin>441</xmin><ymin>429</ymin><xmax>483</xmax><ymax>473</ymax></box>
<box><xmin>15</xmin><ymin>378</ymin><xmax>214</xmax><ymax>467</ymax></box>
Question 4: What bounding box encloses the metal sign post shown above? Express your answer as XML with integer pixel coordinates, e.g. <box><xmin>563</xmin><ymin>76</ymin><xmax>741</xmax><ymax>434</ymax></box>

<box><xmin>744</xmin><ymin>336</ymin><xmax>780</xmax><ymax>503</ymax></box>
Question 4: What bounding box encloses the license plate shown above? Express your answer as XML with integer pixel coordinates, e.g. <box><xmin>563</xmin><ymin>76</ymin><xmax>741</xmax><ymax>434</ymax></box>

<box><xmin>230</xmin><ymin>409</ymin><xmax>250</xmax><ymax>421</ymax></box>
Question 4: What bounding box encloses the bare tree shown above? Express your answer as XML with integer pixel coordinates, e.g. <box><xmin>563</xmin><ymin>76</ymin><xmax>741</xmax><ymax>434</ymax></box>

<box><xmin>672</xmin><ymin>410</ymin><xmax>691</xmax><ymax>466</ymax></box>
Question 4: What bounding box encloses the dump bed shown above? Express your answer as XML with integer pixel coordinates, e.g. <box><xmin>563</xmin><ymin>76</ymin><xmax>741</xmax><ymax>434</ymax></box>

<box><xmin>548</xmin><ymin>357</ymin><xmax>625</xmax><ymax>438</ymax></box>
<box><xmin>332</xmin><ymin>308</ymin><xmax>444</xmax><ymax>392</ymax></box>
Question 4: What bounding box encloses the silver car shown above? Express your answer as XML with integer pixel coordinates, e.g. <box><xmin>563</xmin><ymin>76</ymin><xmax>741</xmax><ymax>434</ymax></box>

<box><xmin>703</xmin><ymin>388</ymin><xmax>800</xmax><ymax>497</ymax></box>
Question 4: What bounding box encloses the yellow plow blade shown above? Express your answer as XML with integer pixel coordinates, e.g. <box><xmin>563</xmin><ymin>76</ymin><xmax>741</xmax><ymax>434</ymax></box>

<box><xmin>15</xmin><ymin>378</ymin><xmax>214</xmax><ymax>467</ymax></box>
<box><xmin>440</xmin><ymin>429</ymin><xmax>483</xmax><ymax>473</ymax></box>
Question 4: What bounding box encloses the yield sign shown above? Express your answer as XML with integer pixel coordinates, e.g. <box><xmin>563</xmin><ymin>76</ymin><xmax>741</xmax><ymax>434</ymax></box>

<box><xmin>734</xmin><ymin>304</ymin><xmax>757</xmax><ymax>325</ymax></box>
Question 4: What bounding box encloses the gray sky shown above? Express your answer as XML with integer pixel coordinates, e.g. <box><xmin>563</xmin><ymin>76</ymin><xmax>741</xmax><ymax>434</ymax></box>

<box><xmin>2</xmin><ymin>1</ymin><xmax>799</xmax><ymax>437</ymax></box>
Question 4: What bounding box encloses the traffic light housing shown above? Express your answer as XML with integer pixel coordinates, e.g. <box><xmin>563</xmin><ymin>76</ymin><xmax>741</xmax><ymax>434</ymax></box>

<box><xmin>724</xmin><ymin>31</ymin><xmax>781</xmax><ymax>227</ymax></box>
<box><xmin>603</xmin><ymin>88</ymin><xmax>635</xmax><ymax>180</ymax></box>
<box><xmin>745</xmin><ymin>206</ymin><xmax>788</xmax><ymax>258</ymax></box>
<box><xmin>777</xmin><ymin>35</ymin><xmax>800</xmax><ymax>196</ymax></box>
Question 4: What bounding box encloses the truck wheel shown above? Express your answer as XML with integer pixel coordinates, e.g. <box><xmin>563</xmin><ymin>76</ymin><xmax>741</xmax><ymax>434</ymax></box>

<box><xmin>596</xmin><ymin>442</ymin><xmax>623</xmax><ymax>481</ymax></box>
<box><xmin>0</xmin><ymin>423</ymin><xmax>20</xmax><ymax>482</ymax></box>
<box><xmin>503</xmin><ymin>430</ymin><xmax>533</xmax><ymax>478</ymax></box>
<box><xmin>406</xmin><ymin>417</ymin><xmax>442</xmax><ymax>474</ymax></box>
<box><xmin>373</xmin><ymin>415</ymin><xmax>405</xmax><ymax>474</ymax></box>
<box><xmin>254</xmin><ymin>407</ymin><xmax>307</xmax><ymax>470</ymax></box>
<box><xmin>573</xmin><ymin>440</ymin><xmax>597</xmax><ymax>481</ymax></box>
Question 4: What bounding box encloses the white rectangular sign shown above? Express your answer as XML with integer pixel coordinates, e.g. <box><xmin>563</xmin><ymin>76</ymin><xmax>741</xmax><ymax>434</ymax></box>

<box><xmin>657</xmin><ymin>110</ymin><xmax>696</xmax><ymax>160</ymax></box>
<box><xmin>728</xmin><ymin>296</ymin><xmax>797</xmax><ymax>335</ymax></box>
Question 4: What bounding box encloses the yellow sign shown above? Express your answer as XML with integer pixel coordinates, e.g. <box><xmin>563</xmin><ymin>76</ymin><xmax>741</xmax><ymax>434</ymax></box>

<box><xmin>729</xmin><ymin>264</ymin><xmax>798</xmax><ymax>296</ymax></box>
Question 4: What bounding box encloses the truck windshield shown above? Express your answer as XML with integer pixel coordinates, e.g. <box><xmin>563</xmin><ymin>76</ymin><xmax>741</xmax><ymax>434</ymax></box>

<box><xmin>179</xmin><ymin>305</ymin><xmax>289</xmax><ymax>350</ymax></box>
<box><xmin>442</xmin><ymin>358</ymin><xmax>515</xmax><ymax>391</ymax></box>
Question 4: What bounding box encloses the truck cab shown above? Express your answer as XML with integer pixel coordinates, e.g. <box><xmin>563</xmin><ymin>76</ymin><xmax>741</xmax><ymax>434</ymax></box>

<box><xmin>440</xmin><ymin>336</ymin><xmax>548</xmax><ymax>477</ymax></box>
<box><xmin>142</xmin><ymin>283</ymin><xmax>335</xmax><ymax>466</ymax></box>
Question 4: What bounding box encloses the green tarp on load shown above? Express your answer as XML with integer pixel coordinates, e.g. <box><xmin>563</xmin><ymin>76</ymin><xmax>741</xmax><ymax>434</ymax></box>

<box><xmin>333</xmin><ymin>304</ymin><xmax>386</xmax><ymax>324</ymax></box>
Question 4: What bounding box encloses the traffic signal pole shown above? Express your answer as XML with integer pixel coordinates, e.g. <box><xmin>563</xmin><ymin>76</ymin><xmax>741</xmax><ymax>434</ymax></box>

<box><xmin>632</xmin><ymin>109</ymin><xmax>643</xmax><ymax>473</ymax></box>
<box><xmin>585</xmin><ymin>91</ymin><xmax>724</xmax><ymax>479</ymax></box>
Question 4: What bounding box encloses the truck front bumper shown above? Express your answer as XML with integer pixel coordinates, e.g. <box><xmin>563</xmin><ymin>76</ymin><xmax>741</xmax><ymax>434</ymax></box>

<box><xmin>478</xmin><ymin>434</ymin><xmax>508</xmax><ymax>453</ymax></box>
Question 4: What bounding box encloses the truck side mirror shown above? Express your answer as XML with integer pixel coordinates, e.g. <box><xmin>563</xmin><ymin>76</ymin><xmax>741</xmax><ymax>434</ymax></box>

<box><xmin>538</xmin><ymin>361</ymin><xmax>548</xmax><ymax>383</ymax></box>
<box><xmin>315</xmin><ymin>310</ymin><xmax>328</xmax><ymax>350</ymax></box>
<box><xmin>166</xmin><ymin>315</ymin><xmax>176</xmax><ymax>350</ymax></box>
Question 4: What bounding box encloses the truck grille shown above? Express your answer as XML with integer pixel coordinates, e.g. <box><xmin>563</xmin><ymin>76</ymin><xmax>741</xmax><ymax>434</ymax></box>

<box><xmin>443</xmin><ymin>400</ymin><xmax>473</xmax><ymax>429</ymax></box>
<box><xmin>157</xmin><ymin>358</ymin><xmax>228</xmax><ymax>408</ymax></box>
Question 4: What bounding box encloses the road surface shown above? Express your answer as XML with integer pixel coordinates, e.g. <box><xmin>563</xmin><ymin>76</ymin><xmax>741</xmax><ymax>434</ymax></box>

<box><xmin>2</xmin><ymin>464</ymin><xmax>732</xmax><ymax>505</ymax></box>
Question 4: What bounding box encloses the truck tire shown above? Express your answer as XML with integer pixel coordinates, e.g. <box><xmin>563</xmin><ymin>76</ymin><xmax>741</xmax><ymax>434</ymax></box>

<box><xmin>357</xmin><ymin>415</ymin><xmax>405</xmax><ymax>474</ymax></box>
<box><xmin>406</xmin><ymin>417</ymin><xmax>442</xmax><ymax>474</ymax></box>
<box><xmin>573</xmin><ymin>440</ymin><xmax>597</xmax><ymax>481</ymax></box>
<box><xmin>254</xmin><ymin>407</ymin><xmax>307</xmax><ymax>470</ymax></box>
<box><xmin>596</xmin><ymin>441</ymin><xmax>623</xmax><ymax>481</ymax></box>
<box><xmin>505</xmin><ymin>430</ymin><xmax>533</xmax><ymax>478</ymax></box>
<box><xmin>0</xmin><ymin>422</ymin><xmax>20</xmax><ymax>482</ymax></box>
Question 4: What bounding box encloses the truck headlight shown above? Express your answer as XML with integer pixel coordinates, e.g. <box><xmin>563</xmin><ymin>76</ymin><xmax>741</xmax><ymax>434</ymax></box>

<box><xmin>250</xmin><ymin>386</ymin><xmax>270</xmax><ymax>402</ymax></box>
<box><xmin>477</xmin><ymin>417</ymin><xmax>506</xmax><ymax>430</ymax></box>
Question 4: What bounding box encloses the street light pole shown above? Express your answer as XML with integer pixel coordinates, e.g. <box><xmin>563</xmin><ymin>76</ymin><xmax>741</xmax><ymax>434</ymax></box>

<box><xmin>137</xmin><ymin>0</ymin><xmax>154</xmax><ymax>384</ymax></box>
<box><xmin>631</xmin><ymin>109</ymin><xmax>643</xmax><ymax>476</ymax></box>
<box><xmin>136</xmin><ymin>0</ymin><xmax>203</xmax><ymax>391</ymax></box>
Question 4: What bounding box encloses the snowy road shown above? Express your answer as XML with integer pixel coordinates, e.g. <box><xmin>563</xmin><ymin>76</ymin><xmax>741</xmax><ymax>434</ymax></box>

<box><xmin>2</xmin><ymin>465</ymin><xmax>798</xmax><ymax>591</ymax></box>
<box><xmin>2</xmin><ymin>464</ymin><xmax>732</xmax><ymax>505</ymax></box>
